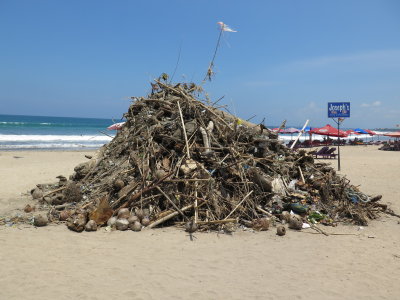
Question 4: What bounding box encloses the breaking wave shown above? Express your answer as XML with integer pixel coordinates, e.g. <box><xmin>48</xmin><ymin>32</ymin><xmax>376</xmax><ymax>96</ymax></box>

<box><xmin>0</xmin><ymin>134</ymin><xmax>112</xmax><ymax>142</ymax></box>
<box><xmin>0</xmin><ymin>134</ymin><xmax>112</xmax><ymax>150</ymax></box>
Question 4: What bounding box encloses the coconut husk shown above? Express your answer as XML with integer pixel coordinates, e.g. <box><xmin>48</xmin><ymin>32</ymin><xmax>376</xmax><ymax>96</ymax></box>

<box><xmin>67</xmin><ymin>212</ymin><xmax>87</xmax><ymax>232</ymax></box>
<box><xmin>251</xmin><ymin>218</ymin><xmax>270</xmax><ymax>231</ymax></box>
<box><xmin>276</xmin><ymin>225</ymin><xmax>286</xmax><ymax>236</ymax></box>
<box><xmin>89</xmin><ymin>196</ymin><xmax>114</xmax><ymax>226</ymax></box>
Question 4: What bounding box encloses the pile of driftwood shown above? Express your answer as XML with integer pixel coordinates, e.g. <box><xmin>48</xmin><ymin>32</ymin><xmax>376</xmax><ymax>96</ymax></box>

<box><xmin>29</xmin><ymin>77</ymin><xmax>390</xmax><ymax>233</ymax></box>
<box><xmin>379</xmin><ymin>142</ymin><xmax>400</xmax><ymax>151</ymax></box>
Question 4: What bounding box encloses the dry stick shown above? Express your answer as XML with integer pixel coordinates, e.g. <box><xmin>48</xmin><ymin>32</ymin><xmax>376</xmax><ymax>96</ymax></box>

<box><xmin>173</xmin><ymin>128</ymin><xmax>197</xmax><ymax>178</ymax></box>
<box><xmin>384</xmin><ymin>210</ymin><xmax>400</xmax><ymax>218</ymax></box>
<box><xmin>224</xmin><ymin>190</ymin><xmax>254</xmax><ymax>220</ymax></box>
<box><xmin>80</xmin><ymin>199</ymin><xmax>96</xmax><ymax>209</ymax></box>
<box><xmin>219</xmin><ymin>153</ymin><xmax>230</xmax><ymax>164</ymax></box>
<box><xmin>156</xmin><ymin>186</ymin><xmax>187</xmax><ymax>219</ymax></box>
<box><xmin>99</xmin><ymin>130</ymin><xmax>114</xmax><ymax>138</ymax></box>
<box><xmin>174</xmin><ymin>155</ymin><xmax>186</xmax><ymax>178</ymax></box>
<box><xmin>329</xmin><ymin>233</ymin><xmax>359</xmax><ymax>236</ymax></box>
<box><xmin>310</xmin><ymin>224</ymin><xmax>329</xmax><ymax>236</ymax></box>
<box><xmin>277</xmin><ymin>120</ymin><xmax>287</xmax><ymax>133</ymax></box>
<box><xmin>177</xmin><ymin>100</ymin><xmax>191</xmax><ymax>159</ymax></box>
<box><xmin>199</xmin><ymin>127</ymin><xmax>210</xmax><ymax>152</ymax></box>
<box><xmin>194</xmin><ymin>182</ymin><xmax>198</xmax><ymax>224</ymax></box>
<box><xmin>80</xmin><ymin>154</ymin><xmax>110</xmax><ymax>183</ymax></box>
<box><xmin>211</xmin><ymin>95</ymin><xmax>225</xmax><ymax>106</ymax></box>
<box><xmin>169</xmin><ymin>42</ymin><xmax>182</xmax><ymax>83</ymax></box>
<box><xmin>246</xmin><ymin>115</ymin><xmax>257</xmax><ymax>122</ymax></box>
<box><xmin>198</xmin><ymin>103</ymin><xmax>234</xmax><ymax>131</ymax></box>
<box><xmin>176</xmin><ymin>219</ymin><xmax>237</xmax><ymax>225</ymax></box>
<box><xmin>203</xmin><ymin>26</ymin><xmax>223</xmax><ymax>82</ymax></box>
<box><xmin>120</xmin><ymin>168</ymin><xmax>135</xmax><ymax>175</ymax></box>
<box><xmin>43</xmin><ymin>186</ymin><xmax>66</xmax><ymax>198</ymax></box>
<box><xmin>147</xmin><ymin>202</ymin><xmax>206</xmax><ymax>229</ymax></box>
<box><xmin>156</xmin><ymin>79</ymin><xmax>234</xmax><ymax>131</ymax></box>
<box><xmin>164</xmin><ymin>178</ymin><xmax>210</xmax><ymax>183</ymax></box>
<box><xmin>54</xmin><ymin>202</ymin><xmax>75</xmax><ymax>210</ymax></box>
<box><xmin>298</xmin><ymin>166</ymin><xmax>305</xmax><ymax>183</ymax></box>
<box><xmin>140</xmin><ymin>152</ymin><xmax>149</xmax><ymax>209</ymax></box>
<box><xmin>128</xmin><ymin>194</ymin><xmax>163</xmax><ymax>210</ymax></box>
<box><xmin>118</xmin><ymin>171</ymin><xmax>173</xmax><ymax>210</ymax></box>
<box><xmin>290</xmin><ymin>119</ymin><xmax>309</xmax><ymax>149</ymax></box>
<box><xmin>197</xmin><ymin>146</ymin><xmax>229</xmax><ymax>150</ymax></box>
<box><xmin>206</xmin><ymin>121</ymin><xmax>214</xmax><ymax>144</ymax></box>
<box><xmin>174</xmin><ymin>193</ymin><xmax>209</xmax><ymax>203</ymax></box>
<box><xmin>256</xmin><ymin>206</ymin><xmax>274</xmax><ymax>218</ymax></box>
<box><xmin>111</xmin><ymin>182</ymin><xmax>140</xmax><ymax>208</ymax></box>
<box><xmin>300</xmin><ymin>232</ymin><xmax>358</xmax><ymax>236</ymax></box>
<box><xmin>143</xmin><ymin>98</ymin><xmax>171</xmax><ymax>104</ymax></box>
<box><xmin>147</xmin><ymin>205</ymin><xmax>193</xmax><ymax>229</ymax></box>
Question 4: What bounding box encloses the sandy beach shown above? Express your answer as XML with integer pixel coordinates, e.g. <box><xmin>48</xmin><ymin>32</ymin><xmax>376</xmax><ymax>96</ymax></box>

<box><xmin>1</xmin><ymin>146</ymin><xmax>399</xmax><ymax>300</ymax></box>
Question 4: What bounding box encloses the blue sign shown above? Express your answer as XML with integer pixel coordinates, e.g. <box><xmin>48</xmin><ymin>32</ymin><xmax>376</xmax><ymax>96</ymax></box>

<box><xmin>328</xmin><ymin>102</ymin><xmax>350</xmax><ymax>118</ymax></box>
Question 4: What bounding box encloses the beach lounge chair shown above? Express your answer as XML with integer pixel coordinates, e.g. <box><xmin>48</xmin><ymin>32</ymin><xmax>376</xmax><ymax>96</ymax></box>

<box><xmin>312</xmin><ymin>146</ymin><xmax>329</xmax><ymax>158</ymax></box>
<box><xmin>309</xmin><ymin>146</ymin><xmax>325</xmax><ymax>155</ymax></box>
<box><xmin>321</xmin><ymin>147</ymin><xmax>337</xmax><ymax>159</ymax></box>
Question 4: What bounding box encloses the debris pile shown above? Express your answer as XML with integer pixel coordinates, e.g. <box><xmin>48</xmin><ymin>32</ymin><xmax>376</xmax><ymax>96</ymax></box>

<box><xmin>379</xmin><ymin>141</ymin><xmax>400</xmax><ymax>151</ymax></box>
<box><xmin>26</xmin><ymin>77</ymin><xmax>390</xmax><ymax>233</ymax></box>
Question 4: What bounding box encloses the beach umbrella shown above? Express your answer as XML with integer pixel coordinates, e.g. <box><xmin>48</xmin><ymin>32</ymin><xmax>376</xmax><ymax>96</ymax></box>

<box><xmin>383</xmin><ymin>131</ymin><xmax>400</xmax><ymax>138</ymax></box>
<box><xmin>354</xmin><ymin>128</ymin><xmax>368</xmax><ymax>134</ymax></box>
<box><xmin>364</xmin><ymin>129</ymin><xmax>377</xmax><ymax>142</ymax></box>
<box><xmin>310</xmin><ymin>124</ymin><xmax>348</xmax><ymax>138</ymax></box>
<box><xmin>345</xmin><ymin>129</ymin><xmax>360</xmax><ymax>135</ymax></box>
<box><xmin>353</xmin><ymin>128</ymin><xmax>371</xmax><ymax>142</ymax></box>
<box><xmin>356</xmin><ymin>128</ymin><xmax>376</xmax><ymax>141</ymax></box>
<box><xmin>280</xmin><ymin>127</ymin><xmax>300</xmax><ymax>140</ymax></box>
<box><xmin>346</xmin><ymin>129</ymin><xmax>360</xmax><ymax>138</ymax></box>
<box><xmin>107</xmin><ymin>122</ymin><xmax>125</xmax><ymax>130</ymax></box>
<box><xmin>365</xmin><ymin>129</ymin><xmax>376</xmax><ymax>135</ymax></box>
<box><xmin>345</xmin><ymin>129</ymin><xmax>360</xmax><ymax>142</ymax></box>
<box><xmin>280</xmin><ymin>127</ymin><xmax>300</xmax><ymax>134</ymax></box>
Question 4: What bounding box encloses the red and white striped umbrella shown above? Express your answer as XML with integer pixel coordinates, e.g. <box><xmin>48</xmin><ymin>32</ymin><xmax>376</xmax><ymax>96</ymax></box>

<box><xmin>107</xmin><ymin>122</ymin><xmax>125</xmax><ymax>130</ymax></box>
<box><xmin>310</xmin><ymin>124</ymin><xmax>348</xmax><ymax>138</ymax></box>
<box><xmin>383</xmin><ymin>131</ymin><xmax>400</xmax><ymax>138</ymax></box>
<box><xmin>365</xmin><ymin>129</ymin><xmax>377</xmax><ymax>136</ymax></box>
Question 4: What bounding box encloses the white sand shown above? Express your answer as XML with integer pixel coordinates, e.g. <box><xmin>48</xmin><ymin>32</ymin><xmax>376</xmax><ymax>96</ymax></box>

<box><xmin>0</xmin><ymin>147</ymin><xmax>399</xmax><ymax>300</ymax></box>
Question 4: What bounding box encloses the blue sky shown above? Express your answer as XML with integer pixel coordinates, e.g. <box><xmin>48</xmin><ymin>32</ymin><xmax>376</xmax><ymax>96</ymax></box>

<box><xmin>1</xmin><ymin>0</ymin><xmax>399</xmax><ymax>128</ymax></box>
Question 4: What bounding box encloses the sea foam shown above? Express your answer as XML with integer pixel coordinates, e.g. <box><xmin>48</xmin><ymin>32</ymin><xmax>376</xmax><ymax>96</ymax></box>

<box><xmin>0</xmin><ymin>134</ymin><xmax>113</xmax><ymax>142</ymax></box>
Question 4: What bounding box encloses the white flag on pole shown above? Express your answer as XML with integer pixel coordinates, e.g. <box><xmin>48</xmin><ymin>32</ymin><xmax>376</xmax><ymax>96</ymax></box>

<box><xmin>217</xmin><ymin>21</ymin><xmax>237</xmax><ymax>32</ymax></box>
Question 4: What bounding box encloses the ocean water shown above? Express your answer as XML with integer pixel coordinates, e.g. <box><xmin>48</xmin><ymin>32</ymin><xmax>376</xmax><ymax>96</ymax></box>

<box><xmin>1</xmin><ymin>114</ymin><xmax>395</xmax><ymax>150</ymax></box>
<box><xmin>0</xmin><ymin>114</ymin><xmax>116</xmax><ymax>150</ymax></box>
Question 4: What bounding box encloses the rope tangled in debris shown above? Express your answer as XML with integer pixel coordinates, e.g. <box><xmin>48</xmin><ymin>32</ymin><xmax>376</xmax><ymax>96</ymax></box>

<box><xmin>346</xmin><ymin>188</ymin><xmax>370</xmax><ymax>203</ymax></box>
